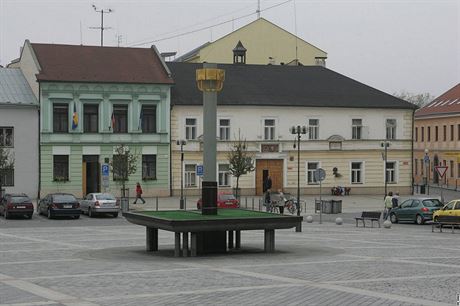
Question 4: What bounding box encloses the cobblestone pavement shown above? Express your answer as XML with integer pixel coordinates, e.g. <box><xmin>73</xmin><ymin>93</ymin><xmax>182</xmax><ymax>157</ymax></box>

<box><xmin>1</xmin><ymin>212</ymin><xmax>460</xmax><ymax>306</ymax></box>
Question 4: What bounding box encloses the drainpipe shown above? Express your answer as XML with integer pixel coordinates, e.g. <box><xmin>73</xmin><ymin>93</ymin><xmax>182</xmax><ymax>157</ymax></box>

<box><xmin>411</xmin><ymin>109</ymin><xmax>415</xmax><ymax>195</ymax></box>
<box><xmin>38</xmin><ymin>82</ymin><xmax>41</xmax><ymax>200</ymax></box>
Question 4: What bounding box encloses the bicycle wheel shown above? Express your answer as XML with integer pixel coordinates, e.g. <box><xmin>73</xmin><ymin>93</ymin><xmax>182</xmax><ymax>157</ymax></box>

<box><xmin>286</xmin><ymin>201</ymin><xmax>296</xmax><ymax>214</ymax></box>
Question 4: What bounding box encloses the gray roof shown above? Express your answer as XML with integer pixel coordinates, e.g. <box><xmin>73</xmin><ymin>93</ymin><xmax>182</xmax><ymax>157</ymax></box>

<box><xmin>167</xmin><ymin>62</ymin><xmax>417</xmax><ymax>109</ymax></box>
<box><xmin>0</xmin><ymin>68</ymin><xmax>37</xmax><ymax>105</ymax></box>
<box><xmin>173</xmin><ymin>42</ymin><xmax>211</xmax><ymax>62</ymax></box>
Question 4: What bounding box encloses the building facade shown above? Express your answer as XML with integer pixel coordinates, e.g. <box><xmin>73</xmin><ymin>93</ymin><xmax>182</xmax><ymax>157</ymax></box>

<box><xmin>168</xmin><ymin>62</ymin><xmax>416</xmax><ymax>196</ymax></box>
<box><xmin>0</xmin><ymin>68</ymin><xmax>39</xmax><ymax>198</ymax></box>
<box><xmin>414</xmin><ymin>84</ymin><xmax>460</xmax><ymax>188</ymax></box>
<box><xmin>174</xmin><ymin>18</ymin><xmax>327</xmax><ymax>66</ymax></box>
<box><xmin>16</xmin><ymin>41</ymin><xmax>173</xmax><ymax>198</ymax></box>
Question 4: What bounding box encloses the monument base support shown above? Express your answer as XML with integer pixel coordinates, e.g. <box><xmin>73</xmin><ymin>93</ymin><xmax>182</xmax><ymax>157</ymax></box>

<box><xmin>195</xmin><ymin>231</ymin><xmax>227</xmax><ymax>254</ymax></box>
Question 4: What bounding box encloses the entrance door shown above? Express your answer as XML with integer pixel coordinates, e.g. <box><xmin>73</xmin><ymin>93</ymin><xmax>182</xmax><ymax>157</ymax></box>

<box><xmin>256</xmin><ymin>159</ymin><xmax>283</xmax><ymax>195</ymax></box>
<box><xmin>83</xmin><ymin>155</ymin><xmax>100</xmax><ymax>196</ymax></box>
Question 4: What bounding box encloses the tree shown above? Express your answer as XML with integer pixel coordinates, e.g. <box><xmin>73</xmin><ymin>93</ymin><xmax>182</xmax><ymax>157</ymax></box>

<box><xmin>393</xmin><ymin>90</ymin><xmax>434</xmax><ymax>108</ymax></box>
<box><xmin>0</xmin><ymin>147</ymin><xmax>14</xmax><ymax>197</ymax></box>
<box><xmin>110</xmin><ymin>144</ymin><xmax>138</xmax><ymax>198</ymax></box>
<box><xmin>227</xmin><ymin>131</ymin><xmax>255</xmax><ymax>200</ymax></box>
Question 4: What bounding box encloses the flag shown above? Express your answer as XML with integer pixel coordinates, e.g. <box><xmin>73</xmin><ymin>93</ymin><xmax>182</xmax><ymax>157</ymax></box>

<box><xmin>71</xmin><ymin>103</ymin><xmax>78</xmax><ymax>130</ymax></box>
<box><xmin>111</xmin><ymin>111</ymin><xmax>115</xmax><ymax>130</ymax></box>
<box><xmin>138</xmin><ymin>108</ymin><xmax>143</xmax><ymax>130</ymax></box>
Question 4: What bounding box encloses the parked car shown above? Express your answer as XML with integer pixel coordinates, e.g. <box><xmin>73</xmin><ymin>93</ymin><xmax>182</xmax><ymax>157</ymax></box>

<box><xmin>38</xmin><ymin>193</ymin><xmax>80</xmax><ymax>219</ymax></box>
<box><xmin>0</xmin><ymin>193</ymin><xmax>34</xmax><ymax>219</ymax></box>
<box><xmin>390</xmin><ymin>197</ymin><xmax>443</xmax><ymax>224</ymax></box>
<box><xmin>433</xmin><ymin>199</ymin><xmax>460</xmax><ymax>221</ymax></box>
<box><xmin>80</xmin><ymin>193</ymin><xmax>119</xmax><ymax>218</ymax></box>
<box><xmin>197</xmin><ymin>192</ymin><xmax>239</xmax><ymax>209</ymax></box>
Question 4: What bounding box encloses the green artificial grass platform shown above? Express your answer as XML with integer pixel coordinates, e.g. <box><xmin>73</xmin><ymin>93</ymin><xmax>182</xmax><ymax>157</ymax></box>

<box><xmin>137</xmin><ymin>209</ymin><xmax>287</xmax><ymax>221</ymax></box>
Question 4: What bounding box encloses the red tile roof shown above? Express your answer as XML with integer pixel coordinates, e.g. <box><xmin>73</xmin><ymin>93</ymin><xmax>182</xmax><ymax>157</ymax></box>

<box><xmin>416</xmin><ymin>83</ymin><xmax>460</xmax><ymax>117</ymax></box>
<box><xmin>31</xmin><ymin>43</ymin><xmax>174</xmax><ymax>84</ymax></box>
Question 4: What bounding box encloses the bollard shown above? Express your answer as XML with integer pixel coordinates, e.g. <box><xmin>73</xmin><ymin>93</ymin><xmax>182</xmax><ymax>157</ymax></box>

<box><xmin>156</xmin><ymin>196</ymin><xmax>158</xmax><ymax>211</ymax></box>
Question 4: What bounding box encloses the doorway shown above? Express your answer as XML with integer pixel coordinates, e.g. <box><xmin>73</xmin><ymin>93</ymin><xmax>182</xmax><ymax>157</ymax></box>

<box><xmin>256</xmin><ymin>159</ymin><xmax>283</xmax><ymax>195</ymax></box>
<box><xmin>83</xmin><ymin>155</ymin><xmax>100</xmax><ymax>196</ymax></box>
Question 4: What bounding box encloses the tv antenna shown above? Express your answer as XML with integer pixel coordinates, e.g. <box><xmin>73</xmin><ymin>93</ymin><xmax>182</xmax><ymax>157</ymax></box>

<box><xmin>89</xmin><ymin>5</ymin><xmax>113</xmax><ymax>46</ymax></box>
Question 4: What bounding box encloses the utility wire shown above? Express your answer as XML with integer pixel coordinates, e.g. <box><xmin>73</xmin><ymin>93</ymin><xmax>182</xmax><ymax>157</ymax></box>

<box><xmin>129</xmin><ymin>0</ymin><xmax>293</xmax><ymax>47</ymax></box>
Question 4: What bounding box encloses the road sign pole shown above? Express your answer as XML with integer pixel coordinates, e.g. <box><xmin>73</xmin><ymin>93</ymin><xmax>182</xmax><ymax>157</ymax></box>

<box><xmin>319</xmin><ymin>179</ymin><xmax>322</xmax><ymax>224</ymax></box>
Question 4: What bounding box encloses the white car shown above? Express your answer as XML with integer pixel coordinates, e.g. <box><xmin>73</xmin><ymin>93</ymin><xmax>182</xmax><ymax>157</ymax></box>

<box><xmin>80</xmin><ymin>193</ymin><xmax>119</xmax><ymax>218</ymax></box>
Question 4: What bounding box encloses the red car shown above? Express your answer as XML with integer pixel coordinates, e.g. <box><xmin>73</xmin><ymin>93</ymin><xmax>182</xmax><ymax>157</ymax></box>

<box><xmin>197</xmin><ymin>192</ymin><xmax>240</xmax><ymax>209</ymax></box>
<box><xmin>0</xmin><ymin>193</ymin><xmax>34</xmax><ymax>219</ymax></box>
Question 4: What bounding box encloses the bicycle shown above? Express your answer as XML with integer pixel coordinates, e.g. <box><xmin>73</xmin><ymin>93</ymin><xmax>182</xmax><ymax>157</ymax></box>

<box><xmin>266</xmin><ymin>200</ymin><xmax>279</xmax><ymax>213</ymax></box>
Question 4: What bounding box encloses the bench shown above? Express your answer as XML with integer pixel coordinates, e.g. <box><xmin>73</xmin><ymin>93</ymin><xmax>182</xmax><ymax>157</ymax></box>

<box><xmin>331</xmin><ymin>187</ymin><xmax>351</xmax><ymax>196</ymax></box>
<box><xmin>432</xmin><ymin>215</ymin><xmax>460</xmax><ymax>233</ymax></box>
<box><xmin>355</xmin><ymin>211</ymin><xmax>381</xmax><ymax>228</ymax></box>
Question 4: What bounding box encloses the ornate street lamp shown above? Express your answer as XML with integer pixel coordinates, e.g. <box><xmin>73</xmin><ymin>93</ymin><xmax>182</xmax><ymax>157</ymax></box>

<box><xmin>424</xmin><ymin>148</ymin><xmax>430</xmax><ymax>195</ymax></box>
<box><xmin>176</xmin><ymin>140</ymin><xmax>187</xmax><ymax>209</ymax></box>
<box><xmin>290</xmin><ymin>125</ymin><xmax>307</xmax><ymax>232</ymax></box>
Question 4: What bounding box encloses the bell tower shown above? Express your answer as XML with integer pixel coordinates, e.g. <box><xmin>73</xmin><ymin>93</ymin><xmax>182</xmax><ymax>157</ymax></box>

<box><xmin>232</xmin><ymin>40</ymin><xmax>247</xmax><ymax>64</ymax></box>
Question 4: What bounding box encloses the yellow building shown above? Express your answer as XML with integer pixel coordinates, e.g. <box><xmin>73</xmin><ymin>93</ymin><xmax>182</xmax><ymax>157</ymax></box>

<box><xmin>174</xmin><ymin>18</ymin><xmax>327</xmax><ymax>66</ymax></box>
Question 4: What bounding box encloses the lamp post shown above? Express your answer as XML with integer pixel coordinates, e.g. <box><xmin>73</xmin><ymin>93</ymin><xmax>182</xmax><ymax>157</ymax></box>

<box><xmin>381</xmin><ymin>141</ymin><xmax>390</xmax><ymax>199</ymax></box>
<box><xmin>176</xmin><ymin>140</ymin><xmax>187</xmax><ymax>209</ymax></box>
<box><xmin>424</xmin><ymin>148</ymin><xmax>429</xmax><ymax>195</ymax></box>
<box><xmin>290</xmin><ymin>125</ymin><xmax>307</xmax><ymax>232</ymax></box>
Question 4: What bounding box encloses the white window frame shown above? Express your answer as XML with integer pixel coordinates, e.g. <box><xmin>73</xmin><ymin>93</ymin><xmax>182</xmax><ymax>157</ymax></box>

<box><xmin>218</xmin><ymin>163</ymin><xmax>231</xmax><ymax>187</ymax></box>
<box><xmin>219</xmin><ymin>118</ymin><xmax>231</xmax><ymax>141</ymax></box>
<box><xmin>184</xmin><ymin>163</ymin><xmax>197</xmax><ymax>188</ymax></box>
<box><xmin>385</xmin><ymin>160</ymin><xmax>398</xmax><ymax>184</ymax></box>
<box><xmin>185</xmin><ymin>118</ymin><xmax>197</xmax><ymax>140</ymax></box>
<box><xmin>352</xmin><ymin>119</ymin><xmax>362</xmax><ymax>140</ymax></box>
<box><xmin>0</xmin><ymin>127</ymin><xmax>14</xmax><ymax>147</ymax></box>
<box><xmin>306</xmin><ymin>161</ymin><xmax>321</xmax><ymax>185</ymax></box>
<box><xmin>263</xmin><ymin>118</ymin><xmax>276</xmax><ymax>140</ymax></box>
<box><xmin>386</xmin><ymin>118</ymin><xmax>397</xmax><ymax>140</ymax></box>
<box><xmin>308</xmin><ymin>119</ymin><xmax>319</xmax><ymax>140</ymax></box>
<box><xmin>350</xmin><ymin>161</ymin><xmax>364</xmax><ymax>184</ymax></box>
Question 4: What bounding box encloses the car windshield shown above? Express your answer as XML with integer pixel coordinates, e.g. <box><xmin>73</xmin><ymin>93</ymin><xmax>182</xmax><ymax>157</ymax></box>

<box><xmin>95</xmin><ymin>194</ymin><xmax>115</xmax><ymax>200</ymax></box>
<box><xmin>10</xmin><ymin>196</ymin><xmax>31</xmax><ymax>203</ymax></box>
<box><xmin>53</xmin><ymin>194</ymin><xmax>76</xmax><ymax>202</ymax></box>
<box><xmin>220</xmin><ymin>194</ymin><xmax>236</xmax><ymax>201</ymax></box>
<box><xmin>422</xmin><ymin>199</ymin><xmax>443</xmax><ymax>207</ymax></box>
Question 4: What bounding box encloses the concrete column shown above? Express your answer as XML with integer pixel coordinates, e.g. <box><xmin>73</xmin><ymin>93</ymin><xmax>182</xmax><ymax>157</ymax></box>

<box><xmin>228</xmin><ymin>231</ymin><xmax>234</xmax><ymax>249</ymax></box>
<box><xmin>146</xmin><ymin>227</ymin><xmax>158</xmax><ymax>252</ymax></box>
<box><xmin>202</xmin><ymin>63</ymin><xmax>217</xmax><ymax>182</ymax></box>
<box><xmin>183</xmin><ymin>232</ymin><xmax>189</xmax><ymax>257</ymax></box>
<box><xmin>235</xmin><ymin>230</ymin><xmax>241</xmax><ymax>249</ymax></box>
<box><xmin>191</xmin><ymin>232</ymin><xmax>197</xmax><ymax>257</ymax></box>
<box><xmin>264</xmin><ymin>229</ymin><xmax>275</xmax><ymax>253</ymax></box>
<box><xmin>174</xmin><ymin>232</ymin><xmax>181</xmax><ymax>257</ymax></box>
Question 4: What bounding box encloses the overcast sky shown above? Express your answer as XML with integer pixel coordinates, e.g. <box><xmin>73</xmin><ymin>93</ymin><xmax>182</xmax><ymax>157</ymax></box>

<box><xmin>1</xmin><ymin>0</ymin><xmax>459</xmax><ymax>97</ymax></box>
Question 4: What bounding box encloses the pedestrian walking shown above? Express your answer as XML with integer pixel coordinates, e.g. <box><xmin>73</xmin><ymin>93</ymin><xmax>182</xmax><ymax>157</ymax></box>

<box><xmin>392</xmin><ymin>192</ymin><xmax>399</xmax><ymax>209</ymax></box>
<box><xmin>383</xmin><ymin>191</ymin><xmax>393</xmax><ymax>220</ymax></box>
<box><xmin>133</xmin><ymin>182</ymin><xmax>146</xmax><ymax>204</ymax></box>
<box><xmin>263</xmin><ymin>175</ymin><xmax>272</xmax><ymax>211</ymax></box>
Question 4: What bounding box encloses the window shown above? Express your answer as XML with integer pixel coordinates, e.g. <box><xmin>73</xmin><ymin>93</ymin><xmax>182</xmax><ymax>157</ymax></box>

<box><xmin>141</xmin><ymin>105</ymin><xmax>157</xmax><ymax>133</ymax></box>
<box><xmin>83</xmin><ymin>104</ymin><xmax>98</xmax><ymax>133</ymax></box>
<box><xmin>113</xmin><ymin>105</ymin><xmax>128</xmax><ymax>133</ymax></box>
<box><xmin>415</xmin><ymin>159</ymin><xmax>418</xmax><ymax>175</ymax></box>
<box><xmin>307</xmin><ymin>162</ymin><xmax>319</xmax><ymax>184</ymax></box>
<box><xmin>421</xmin><ymin>127</ymin><xmax>424</xmax><ymax>142</ymax></box>
<box><xmin>219</xmin><ymin>119</ymin><xmax>230</xmax><ymax>141</ymax></box>
<box><xmin>53</xmin><ymin>155</ymin><xmax>69</xmax><ymax>181</ymax></box>
<box><xmin>53</xmin><ymin>104</ymin><xmax>68</xmax><ymax>133</ymax></box>
<box><xmin>0</xmin><ymin>127</ymin><xmax>13</xmax><ymax>147</ymax></box>
<box><xmin>386</xmin><ymin>161</ymin><xmax>396</xmax><ymax>183</ymax></box>
<box><xmin>443</xmin><ymin>125</ymin><xmax>447</xmax><ymax>141</ymax></box>
<box><xmin>185</xmin><ymin>164</ymin><xmax>197</xmax><ymax>187</ymax></box>
<box><xmin>435</xmin><ymin>126</ymin><xmax>439</xmax><ymax>141</ymax></box>
<box><xmin>0</xmin><ymin>168</ymin><xmax>14</xmax><ymax>186</ymax></box>
<box><xmin>352</xmin><ymin>119</ymin><xmax>362</xmax><ymax>140</ymax></box>
<box><xmin>450</xmin><ymin>160</ymin><xmax>454</xmax><ymax>177</ymax></box>
<box><xmin>420</xmin><ymin>159</ymin><xmax>424</xmax><ymax>175</ymax></box>
<box><xmin>386</xmin><ymin>119</ymin><xmax>396</xmax><ymax>140</ymax></box>
<box><xmin>142</xmin><ymin>155</ymin><xmax>156</xmax><ymax>180</ymax></box>
<box><xmin>218</xmin><ymin>164</ymin><xmax>231</xmax><ymax>186</ymax></box>
<box><xmin>308</xmin><ymin>119</ymin><xmax>319</xmax><ymax>140</ymax></box>
<box><xmin>351</xmin><ymin>162</ymin><xmax>363</xmax><ymax>184</ymax></box>
<box><xmin>427</xmin><ymin>126</ymin><xmax>431</xmax><ymax>142</ymax></box>
<box><xmin>415</xmin><ymin>127</ymin><xmax>418</xmax><ymax>142</ymax></box>
<box><xmin>264</xmin><ymin>119</ymin><xmax>275</xmax><ymax>140</ymax></box>
<box><xmin>451</xmin><ymin>125</ymin><xmax>454</xmax><ymax>141</ymax></box>
<box><xmin>185</xmin><ymin>118</ymin><xmax>197</xmax><ymax>140</ymax></box>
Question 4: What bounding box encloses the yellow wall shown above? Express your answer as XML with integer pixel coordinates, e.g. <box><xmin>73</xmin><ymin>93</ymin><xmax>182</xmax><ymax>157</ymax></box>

<box><xmin>189</xmin><ymin>18</ymin><xmax>327</xmax><ymax>65</ymax></box>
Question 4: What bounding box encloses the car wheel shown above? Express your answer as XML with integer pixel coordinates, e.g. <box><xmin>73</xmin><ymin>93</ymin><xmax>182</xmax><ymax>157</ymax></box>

<box><xmin>88</xmin><ymin>207</ymin><xmax>93</xmax><ymax>218</ymax></box>
<box><xmin>27</xmin><ymin>213</ymin><xmax>33</xmax><ymax>219</ymax></box>
<box><xmin>74</xmin><ymin>215</ymin><xmax>80</xmax><ymax>219</ymax></box>
<box><xmin>112</xmin><ymin>212</ymin><xmax>119</xmax><ymax>218</ymax></box>
<box><xmin>390</xmin><ymin>213</ymin><xmax>398</xmax><ymax>224</ymax></box>
<box><xmin>416</xmin><ymin>214</ymin><xmax>424</xmax><ymax>225</ymax></box>
<box><xmin>47</xmin><ymin>209</ymin><xmax>52</xmax><ymax>219</ymax></box>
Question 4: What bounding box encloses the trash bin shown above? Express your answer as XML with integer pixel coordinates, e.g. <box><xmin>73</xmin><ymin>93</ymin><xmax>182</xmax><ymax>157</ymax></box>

<box><xmin>322</xmin><ymin>200</ymin><xmax>333</xmax><ymax>214</ymax></box>
<box><xmin>121</xmin><ymin>197</ymin><xmax>129</xmax><ymax>212</ymax></box>
<box><xmin>332</xmin><ymin>200</ymin><xmax>342</xmax><ymax>214</ymax></box>
<box><xmin>420</xmin><ymin>185</ymin><xmax>426</xmax><ymax>194</ymax></box>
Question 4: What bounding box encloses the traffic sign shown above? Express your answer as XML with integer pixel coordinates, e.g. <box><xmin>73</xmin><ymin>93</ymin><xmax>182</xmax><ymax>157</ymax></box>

<box><xmin>196</xmin><ymin>165</ymin><xmax>204</xmax><ymax>177</ymax></box>
<box><xmin>314</xmin><ymin>168</ymin><xmax>326</xmax><ymax>181</ymax></box>
<box><xmin>102</xmin><ymin>164</ymin><xmax>110</xmax><ymax>177</ymax></box>
<box><xmin>435</xmin><ymin>166</ymin><xmax>448</xmax><ymax>178</ymax></box>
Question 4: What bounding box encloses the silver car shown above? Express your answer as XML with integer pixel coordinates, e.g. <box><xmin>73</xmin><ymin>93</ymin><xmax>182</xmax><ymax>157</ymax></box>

<box><xmin>80</xmin><ymin>193</ymin><xmax>119</xmax><ymax>218</ymax></box>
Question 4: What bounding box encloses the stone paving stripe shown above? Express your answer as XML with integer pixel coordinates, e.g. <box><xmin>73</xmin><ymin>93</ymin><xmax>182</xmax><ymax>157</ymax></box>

<box><xmin>0</xmin><ymin>301</ymin><xmax>57</xmax><ymax>306</ymax></box>
<box><xmin>324</xmin><ymin>272</ymin><xmax>460</xmax><ymax>284</ymax></box>
<box><xmin>0</xmin><ymin>233</ymin><xmax>87</xmax><ymax>249</ymax></box>
<box><xmin>0</xmin><ymin>259</ymin><xmax>82</xmax><ymax>266</ymax></box>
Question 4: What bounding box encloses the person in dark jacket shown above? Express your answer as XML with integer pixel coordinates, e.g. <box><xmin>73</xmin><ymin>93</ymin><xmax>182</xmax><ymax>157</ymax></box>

<box><xmin>133</xmin><ymin>182</ymin><xmax>146</xmax><ymax>204</ymax></box>
<box><xmin>264</xmin><ymin>176</ymin><xmax>272</xmax><ymax>211</ymax></box>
